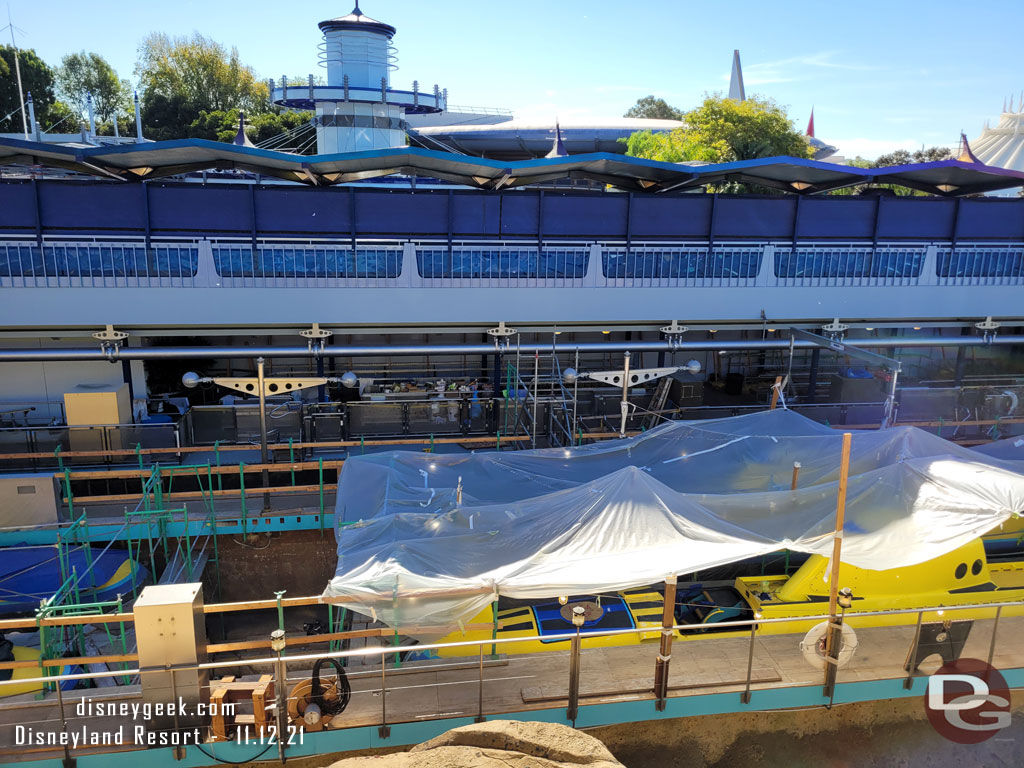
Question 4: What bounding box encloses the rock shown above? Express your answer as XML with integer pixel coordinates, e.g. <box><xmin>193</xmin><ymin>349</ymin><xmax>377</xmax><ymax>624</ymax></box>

<box><xmin>326</xmin><ymin>720</ymin><xmax>623</xmax><ymax>768</ymax></box>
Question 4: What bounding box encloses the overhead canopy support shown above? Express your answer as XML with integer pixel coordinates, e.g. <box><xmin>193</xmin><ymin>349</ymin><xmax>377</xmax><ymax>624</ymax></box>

<box><xmin>2</xmin><ymin>137</ymin><xmax>1023</xmax><ymax>195</ymax></box>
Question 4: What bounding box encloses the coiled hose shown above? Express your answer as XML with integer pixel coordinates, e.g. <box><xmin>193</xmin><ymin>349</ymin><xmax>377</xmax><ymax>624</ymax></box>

<box><xmin>310</xmin><ymin>656</ymin><xmax>351</xmax><ymax>716</ymax></box>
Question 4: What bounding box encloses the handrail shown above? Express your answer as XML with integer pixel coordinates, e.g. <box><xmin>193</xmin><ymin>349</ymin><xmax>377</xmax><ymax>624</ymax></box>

<box><xmin>2</xmin><ymin>596</ymin><xmax>1020</xmax><ymax>688</ymax></box>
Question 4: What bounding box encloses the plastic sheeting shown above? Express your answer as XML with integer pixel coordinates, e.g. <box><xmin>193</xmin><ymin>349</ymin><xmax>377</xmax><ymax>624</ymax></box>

<box><xmin>972</xmin><ymin>435</ymin><xmax>1024</xmax><ymax>463</ymax></box>
<box><xmin>325</xmin><ymin>410</ymin><xmax>1024</xmax><ymax>631</ymax></box>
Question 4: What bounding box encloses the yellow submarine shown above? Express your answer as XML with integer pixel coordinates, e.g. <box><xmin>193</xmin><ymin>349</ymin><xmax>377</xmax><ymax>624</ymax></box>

<box><xmin>421</xmin><ymin>537</ymin><xmax>1024</xmax><ymax>658</ymax></box>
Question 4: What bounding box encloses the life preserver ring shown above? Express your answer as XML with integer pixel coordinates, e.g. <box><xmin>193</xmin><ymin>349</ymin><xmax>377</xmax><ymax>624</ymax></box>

<box><xmin>800</xmin><ymin>621</ymin><xmax>858</xmax><ymax>670</ymax></box>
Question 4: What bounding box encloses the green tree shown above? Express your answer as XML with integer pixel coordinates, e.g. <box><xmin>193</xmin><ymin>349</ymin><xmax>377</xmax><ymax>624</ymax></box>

<box><xmin>624</xmin><ymin>95</ymin><xmax>683</xmax><ymax>121</ymax></box>
<box><xmin>189</xmin><ymin>108</ymin><xmax>312</xmax><ymax>149</ymax></box>
<box><xmin>0</xmin><ymin>45</ymin><xmax>58</xmax><ymax>132</ymax></box>
<box><xmin>136</xmin><ymin>32</ymin><xmax>268</xmax><ymax>115</ymax></box>
<box><xmin>56</xmin><ymin>51</ymin><xmax>132</xmax><ymax>123</ymax></box>
<box><xmin>135</xmin><ymin>32</ymin><xmax>270</xmax><ymax>140</ymax></box>
<box><xmin>626</xmin><ymin>94</ymin><xmax>812</xmax><ymax>166</ymax></box>
<box><xmin>874</xmin><ymin>146</ymin><xmax>952</xmax><ymax>167</ymax></box>
<box><xmin>139</xmin><ymin>92</ymin><xmax>193</xmax><ymax>142</ymax></box>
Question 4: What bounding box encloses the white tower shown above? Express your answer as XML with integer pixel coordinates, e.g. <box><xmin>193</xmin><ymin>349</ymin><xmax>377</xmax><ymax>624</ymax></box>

<box><xmin>270</xmin><ymin>3</ymin><xmax>445</xmax><ymax>154</ymax></box>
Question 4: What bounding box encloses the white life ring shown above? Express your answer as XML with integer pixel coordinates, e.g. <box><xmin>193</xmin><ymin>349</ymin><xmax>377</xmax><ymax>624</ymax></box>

<box><xmin>800</xmin><ymin>621</ymin><xmax>858</xmax><ymax>670</ymax></box>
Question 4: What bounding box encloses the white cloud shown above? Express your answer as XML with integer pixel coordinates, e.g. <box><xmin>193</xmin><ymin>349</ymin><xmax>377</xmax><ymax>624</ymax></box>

<box><xmin>723</xmin><ymin>51</ymin><xmax>885</xmax><ymax>88</ymax></box>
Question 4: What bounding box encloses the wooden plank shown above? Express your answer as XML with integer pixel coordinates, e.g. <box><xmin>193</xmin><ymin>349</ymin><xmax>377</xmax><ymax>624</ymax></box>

<box><xmin>0</xmin><ymin>612</ymin><xmax>134</xmax><ymax>631</ymax></box>
<box><xmin>0</xmin><ymin>652</ymin><xmax>138</xmax><ymax>672</ymax></box>
<box><xmin>66</xmin><ymin>483</ymin><xmax>338</xmax><ymax>503</ymax></box>
<box><xmin>206</xmin><ymin>628</ymin><xmax>385</xmax><ymax>654</ymax></box>
<box><xmin>0</xmin><ymin>434</ymin><xmax>530</xmax><ymax>461</ymax></box>
<box><xmin>58</xmin><ymin>460</ymin><xmax>347</xmax><ymax>481</ymax></box>
<box><xmin>204</xmin><ymin>595</ymin><xmax>326</xmax><ymax>614</ymax></box>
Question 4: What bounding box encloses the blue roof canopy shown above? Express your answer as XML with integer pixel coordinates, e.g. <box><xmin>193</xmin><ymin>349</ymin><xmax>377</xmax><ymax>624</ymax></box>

<box><xmin>1</xmin><ymin>137</ymin><xmax>1022</xmax><ymax>195</ymax></box>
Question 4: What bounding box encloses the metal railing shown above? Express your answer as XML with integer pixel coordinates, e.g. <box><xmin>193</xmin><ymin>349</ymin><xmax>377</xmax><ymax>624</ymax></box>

<box><xmin>1</xmin><ymin>596</ymin><xmax>1019</xmax><ymax>759</ymax></box>
<box><xmin>3</xmin><ymin>237</ymin><xmax>1024</xmax><ymax>290</ymax></box>
<box><xmin>601</xmin><ymin>245</ymin><xmax>762</xmax><ymax>287</ymax></box>
<box><xmin>0</xmin><ymin>241</ymin><xmax>200</xmax><ymax>287</ymax></box>
<box><xmin>774</xmin><ymin>244</ymin><xmax>925</xmax><ymax>286</ymax></box>
<box><xmin>0</xmin><ymin>422</ymin><xmax>180</xmax><ymax>468</ymax></box>
<box><xmin>936</xmin><ymin>245</ymin><xmax>1024</xmax><ymax>285</ymax></box>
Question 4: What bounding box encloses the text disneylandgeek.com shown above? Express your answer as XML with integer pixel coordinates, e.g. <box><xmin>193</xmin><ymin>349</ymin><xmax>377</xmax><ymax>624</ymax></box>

<box><xmin>13</xmin><ymin>697</ymin><xmax>304</xmax><ymax>747</ymax></box>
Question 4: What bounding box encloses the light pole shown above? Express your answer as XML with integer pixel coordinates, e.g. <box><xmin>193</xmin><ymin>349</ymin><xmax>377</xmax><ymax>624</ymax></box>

<box><xmin>183</xmin><ymin>365</ymin><xmax>358</xmax><ymax>513</ymax></box>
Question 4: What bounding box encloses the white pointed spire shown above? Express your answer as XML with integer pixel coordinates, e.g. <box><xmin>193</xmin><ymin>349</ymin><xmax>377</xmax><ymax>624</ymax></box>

<box><xmin>728</xmin><ymin>50</ymin><xmax>746</xmax><ymax>102</ymax></box>
<box><xmin>1003</xmin><ymin>96</ymin><xmax>1007</xmax><ymax>113</ymax></box>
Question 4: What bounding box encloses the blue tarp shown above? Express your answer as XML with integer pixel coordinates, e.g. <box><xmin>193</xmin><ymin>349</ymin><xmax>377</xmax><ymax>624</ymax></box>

<box><xmin>0</xmin><ymin>545</ymin><xmax>147</xmax><ymax>614</ymax></box>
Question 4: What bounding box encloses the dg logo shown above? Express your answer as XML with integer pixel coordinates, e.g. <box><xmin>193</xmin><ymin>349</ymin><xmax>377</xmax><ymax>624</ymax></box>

<box><xmin>925</xmin><ymin>658</ymin><xmax>1011</xmax><ymax>744</ymax></box>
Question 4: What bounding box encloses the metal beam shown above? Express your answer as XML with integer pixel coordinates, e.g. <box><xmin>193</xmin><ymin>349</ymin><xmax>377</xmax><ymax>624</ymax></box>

<box><xmin>787</xmin><ymin>327</ymin><xmax>901</xmax><ymax>371</ymax></box>
<box><xmin>0</xmin><ymin>334</ymin><xmax>1018</xmax><ymax>362</ymax></box>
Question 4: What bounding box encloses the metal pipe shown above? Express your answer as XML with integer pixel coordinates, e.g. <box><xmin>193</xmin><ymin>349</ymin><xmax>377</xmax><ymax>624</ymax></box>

<box><xmin>257</xmin><ymin>357</ymin><xmax>271</xmax><ymax>514</ymax></box>
<box><xmin>620</xmin><ymin>351</ymin><xmax>631</xmax><ymax>438</ymax></box>
<box><xmin>0</xmin><ymin>335</ymin><xmax>1023</xmax><ymax>362</ymax></box>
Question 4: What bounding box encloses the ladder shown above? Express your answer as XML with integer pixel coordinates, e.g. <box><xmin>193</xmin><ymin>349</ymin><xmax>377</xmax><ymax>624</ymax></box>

<box><xmin>642</xmin><ymin>376</ymin><xmax>674</xmax><ymax>431</ymax></box>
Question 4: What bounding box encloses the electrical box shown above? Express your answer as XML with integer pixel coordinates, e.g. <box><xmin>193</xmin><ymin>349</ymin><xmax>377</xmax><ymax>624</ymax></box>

<box><xmin>63</xmin><ymin>383</ymin><xmax>132</xmax><ymax>453</ymax></box>
<box><xmin>0</xmin><ymin>473</ymin><xmax>60</xmax><ymax>528</ymax></box>
<box><xmin>134</xmin><ymin>583</ymin><xmax>209</xmax><ymax>731</ymax></box>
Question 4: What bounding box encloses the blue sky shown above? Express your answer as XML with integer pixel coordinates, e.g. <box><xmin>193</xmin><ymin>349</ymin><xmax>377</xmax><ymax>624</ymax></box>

<box><xmin>6</xmin><ymin>0</ymin><xmax>1022</xmax><ymax>159</ymax></box>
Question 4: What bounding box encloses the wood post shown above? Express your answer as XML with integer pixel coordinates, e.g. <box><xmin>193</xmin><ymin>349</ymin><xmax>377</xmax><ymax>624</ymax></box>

<box><xmin>653</xmin><ymin>575</ymin><xmax>677</xmax><ymax>711</ymax></box>
<box><xmin>790</xmin><ymin>461</ymin><xmax>801</xmax><ymax>491</ymax></box>
<box><xmin>823</xmin><ymin>432</ymin><xmax>853</xmax><ymax>695</ymax></box>
<box><xmin>769</xmin><ymin>375</ymin><xmax>783</xmax><ymax>409</ymax></box>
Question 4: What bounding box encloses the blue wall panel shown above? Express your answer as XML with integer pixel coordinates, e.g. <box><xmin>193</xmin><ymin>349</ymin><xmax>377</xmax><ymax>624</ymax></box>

<box><xmin>39</xmin><ymin>182</ymin><xmax>145</xmax><ymax>232</ymax></box>
<box><xmin>3</xmin><ymin>181</ymin><xmax>1024</xmax><ymax>245</ymax></box>
<box><xmin>253</xmin><ymin>187</ymin><xmax>351</xmax><ymax>236</ymax></box>
<box><xmin>542</xmin><ymin>193</ymin><xmax>626</xmax><ymax>237</ymax></box>
<box><xmin>714</xmin><ymin>197</ymin><xmax>794</xmax><ymax>238</ymax></box>
<box><xmin>797</xmin><ymin>198</ymin><xmax>876</xmax><ymax>239</ymax></box>
<box><xmin>451</xmin><ymin>193</ymin><xmax>502</xmax><ymax>237</ymax></box>
<box><xmin>954</xmin><ymin>199</ymin><xmax>1024</xmax><ymax>240</ymax></box>
<box><xmin>632</xmin><ymin>196</ymin><xmax>713</xmax><ymax>239</ymax></box>
<box><xmin>148</xmin><ymin>184</ymin><xmax>251</xmax><ymax>235</ymax></box>
<box><xmin>876</xmin><ymin>198</ymin><xmax>957</xmax><ymax>239</ymax></box>
<box><xmin>354</xmin><ymin>190</ymin><xmax>448</xmax><ymax>235</ymax></box>
<box><xmin>499</xmin><ymin>194</ymin><xmax>540</xmax><ymax>237</ymax></box>
<box><xmin>0</xmin><ymin>181</ymin><xmax>35</xmax><ymax>233</ymax></box>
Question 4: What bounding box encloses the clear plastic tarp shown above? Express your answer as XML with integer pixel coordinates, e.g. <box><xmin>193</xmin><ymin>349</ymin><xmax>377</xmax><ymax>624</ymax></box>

<box><xmin>325</xmin><ymin>410</ymin><xmax>1024</xmax><ymax>631</ymax></box>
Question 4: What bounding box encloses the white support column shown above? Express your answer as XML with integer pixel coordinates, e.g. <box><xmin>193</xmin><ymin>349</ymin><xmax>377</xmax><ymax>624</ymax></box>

<box><xmin>194</xmin><ymin>239</ymin><xmax>219</xmax><ymax>288</ymax></box>
<box><xmin>583</xmin><ymin>244</ymin><xmax>601</xmax><ymax>287</ymax></box>
<box><xmin>756</xmin><ymin>244</ymin><xmax>775</xmax><ymax>287</ymax></box>
<box><xmin>921</xmin><ymin>244</ymin><xmax>939</xmax><ymax>286</ymax></box>
<box><xmin>400</xmin><ymin>242</ymin><xmax>417</xmax><ymax>287</ymax></box>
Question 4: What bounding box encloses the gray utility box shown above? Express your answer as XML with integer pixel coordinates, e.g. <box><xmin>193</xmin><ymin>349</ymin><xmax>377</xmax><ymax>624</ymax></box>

<box><xmin>0</xmin><ymin>473</ymin><xmax>60</xmax><ymax>528</ymax></box>
<box><xmin>134</xmin><ymin>584</ymin><xmax>209</xmax><ymax>731</ymax></box>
